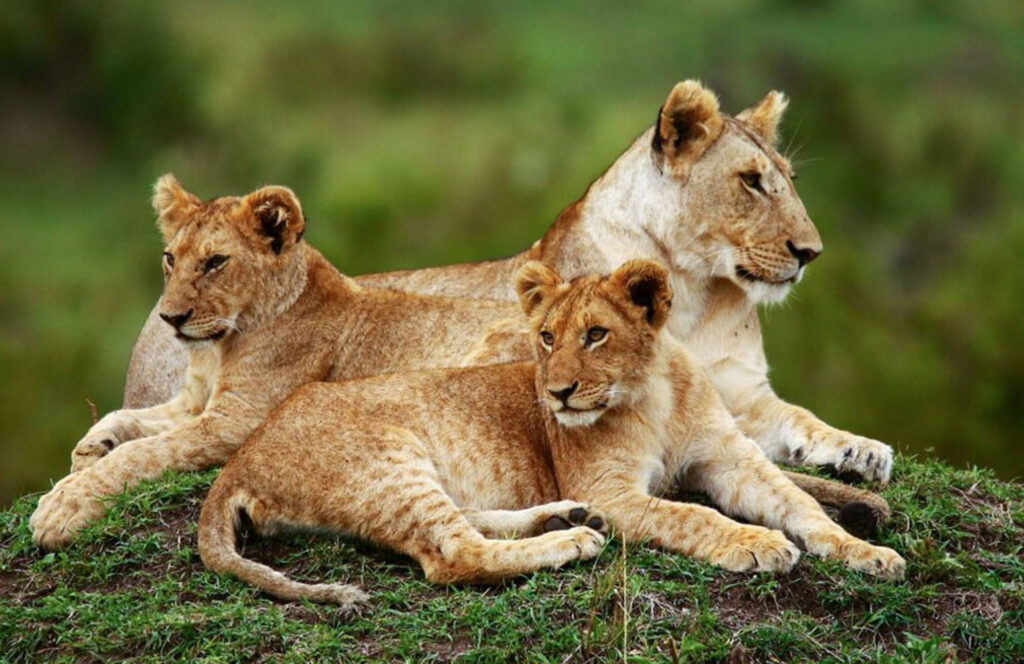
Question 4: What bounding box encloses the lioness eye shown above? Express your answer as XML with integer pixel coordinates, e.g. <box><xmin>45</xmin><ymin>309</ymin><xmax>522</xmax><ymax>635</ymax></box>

<box><xmin>204</xmin><ymin>254</ymin><xmax>228</xmax><ymax>273</ymax></box>
<box><xmin>586</xmin><ymin>326</ymin><xmax>608</xmax><ymax>344</ymax></box>
<box><xmin>540</xmin><ymin>331</ymin><xmax>554</xmax><ymax>347</ymax></box>
<box><xmin>163</xmin><ymin>252</ymin><xmax>175</xmax><ymax>268</ymax></box>
<box><xmin>740</xmin><ymin>171</ymin><xmax>763</xmax><ymax>192</ymax></box>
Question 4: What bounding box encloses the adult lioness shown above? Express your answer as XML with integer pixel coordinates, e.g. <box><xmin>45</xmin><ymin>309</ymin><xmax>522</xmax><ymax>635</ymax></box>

<box><xmin>198</xmin><ymin>260</ymin><xmax>903</xmax><ymax>609</ymax></box>
<box><xmin>28</xmin><ymin>176</ymin><xmax>530</xmax><ymax>549</ymax></box>
<box><xmin>123</xmin><ymin>81</ymin><xmax>894</xmax><ymax>482</ymax></box>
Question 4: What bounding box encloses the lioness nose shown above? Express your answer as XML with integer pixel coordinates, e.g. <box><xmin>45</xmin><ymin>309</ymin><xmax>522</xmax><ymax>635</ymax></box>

<box><xmin>786</xmin><ymin>240</ymin><xmax>821</xmax><ymax>267</ymax></box>
<box><xmin>548</xmin><ymin>381</ymin><xmax>579</xmax><ymax>405</ymax></box>
<box><xmin>159</xmin><ymin>308</ymin><xmax>194</xmax><ymax>329</ymax></box>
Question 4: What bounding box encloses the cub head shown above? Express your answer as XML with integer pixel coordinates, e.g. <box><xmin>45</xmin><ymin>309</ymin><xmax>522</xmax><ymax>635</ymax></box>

<box><xmin>651</xmin><ymin>80</ymin><xmax>822</xmax><ymax>303</ymax></box>
<box><xmin>516</xmin><ymin>259</ymin><xmax>672</xmax><ymax>428</ymax></box>
<box><xmin>152</xmin><ymin>174</ymin><xmax>307</xmax><ymax>342</ymax></box>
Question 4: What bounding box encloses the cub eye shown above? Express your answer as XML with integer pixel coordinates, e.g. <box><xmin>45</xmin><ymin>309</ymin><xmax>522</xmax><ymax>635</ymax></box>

<box><xmin>163</xmin><ymin>252</ymin><xmax>175</xmax><ymax>269</ymax></box>
<box><xmin>790</xmin><ymin>172</ymin><xmax>798</xmax><ymax>181</ymax></box>
<box><xmin>740</xmin><ymin>171</ymin><xmax>764</xmax><ymax>192</ymax></box>
<box><xmin>585</xmin><ymin>326</ymin><xmax>608</xmax><ymax>345</ymax></box>
<box><xmin>539</xmin><ymin>331</ymin><xmax>554</xmax><ymax>347</ymax></box>
<box><xmin>204</xmin><ymin>254</ymin><xmax>229</xmax><ymax>273</ymax></box>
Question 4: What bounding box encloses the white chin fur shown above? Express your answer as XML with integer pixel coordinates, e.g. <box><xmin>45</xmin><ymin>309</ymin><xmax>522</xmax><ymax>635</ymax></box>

<box><xmin>733</xmin><ymin>274</ymin><xmax>798</xmax><ymax>304</ymax></box>
<box><xmin>553</xmin><ymin>409</ymin><xmax>605</xmax><ymax>428</ymax></box>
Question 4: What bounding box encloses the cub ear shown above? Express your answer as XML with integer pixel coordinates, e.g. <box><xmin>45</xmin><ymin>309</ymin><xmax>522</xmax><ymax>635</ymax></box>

<box><xmin>152</xmin><ymin>173</ymin><xmax>200</xmax><ymax>242</ymax></box>
<box><xmin>245</xmin><ymin>186</ymin><xmax>306</xmax><ymax>255</ymax></box>
<box><xmin>736</xmin><ymin>90</ymin><xmax>788</xmax><ymax>146</ymax></box>
<box><xmin>651</xmin><ymin>80</ymin><xmax>724</xmax><ymax>176</ymax></box>
<box><xmin>515</xmin><ymin>261</ymin><xmax>564</xmax><ymax>318</ymax></box>
<box><xmin>608</xmin><ymin>259</ymin><xmax>673</xmax><ymax>330</ymax></box>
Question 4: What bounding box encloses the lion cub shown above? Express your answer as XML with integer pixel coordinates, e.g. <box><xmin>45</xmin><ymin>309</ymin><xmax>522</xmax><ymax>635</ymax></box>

<box><xmin>199</xmin><ymin>260</ymin><xmax>904</xmax><ymax>608</ymax></box>
<box><xmin>29</xmin><ymin>175</ymin><xmax>528</xmax><ymax>549</ymax></box>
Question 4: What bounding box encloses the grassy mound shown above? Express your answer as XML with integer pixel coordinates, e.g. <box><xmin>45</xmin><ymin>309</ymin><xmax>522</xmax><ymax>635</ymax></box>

<box><xmin>1</xmin><ymin>455</ymin><xmax>1021</xmax><ymax>663</ymax></box>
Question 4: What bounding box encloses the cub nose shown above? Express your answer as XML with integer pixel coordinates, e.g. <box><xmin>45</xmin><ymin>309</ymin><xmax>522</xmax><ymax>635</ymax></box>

<box><xmin>786</xmin><ymin>240</ymin><xmax>821</xmax><ymax>267</ymax></box>
<box><xmin>159</xmin><ymin>308</ymin><xmax>194</xmax><ymax>329</ymax></box>
<box><xmin>548</xmin><ymin>381</ymin><xmax>579</xmax><ymax>405</ymax></box>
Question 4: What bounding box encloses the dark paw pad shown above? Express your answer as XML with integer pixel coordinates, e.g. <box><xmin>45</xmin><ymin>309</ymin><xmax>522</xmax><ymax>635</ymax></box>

<box><xmin>837</xmin><ymin>501</ymin><xmax>880</xmax><ymax>539</ymax></box>
<box><xmin>568</xmin><ymin>507</ymin><xmax>588</xmax><ymax>523</ymax></box>
<box><xmin>585</xmin><ymin>517</ymin><xmax>604</xmax><ymax>531</ymax></box>
<box><xmin>543</xmin><ymin>516</ymin><xmax>572</xmax><ymax>532</ymax></box>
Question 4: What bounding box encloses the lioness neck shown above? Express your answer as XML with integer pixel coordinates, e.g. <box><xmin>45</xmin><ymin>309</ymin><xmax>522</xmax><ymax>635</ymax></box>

<box><xmin>538</xmin><ymin>128</ymin><xmax>717</xmax><ymax>338</ymax></box>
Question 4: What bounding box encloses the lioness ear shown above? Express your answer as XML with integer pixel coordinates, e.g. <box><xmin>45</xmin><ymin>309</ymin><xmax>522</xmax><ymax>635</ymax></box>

<box><xmin>609</xmin><ymin>259</ymin><xmax>673</xmax><ymax>330</ymax></box>
<box><xmin>515</xmin><ymin>261</ymin><xmax>564</xmax><ymax>318</ymax></box>
<box><xmin>651</xmin><ymin>80</ymin><xmax>724</xmax><ymax>176</ymax></box>
<box><xmin>152</xmin><ymin>173</ymin><xmax>200</xmax><ymax>242</ymax></box>
<box><xmin>736</xmin><ymin>90</ymin><xmax>788</xmax><ymax>145</ymax></box>
<box><xmin>245</xmin><ymin>186</ymin><xmax>306</xmax><ymax>255</ymax></box>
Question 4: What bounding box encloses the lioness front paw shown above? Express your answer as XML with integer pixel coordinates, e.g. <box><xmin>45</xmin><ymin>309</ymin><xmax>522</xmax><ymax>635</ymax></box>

<box><xmin>713</xmin><ymin>525</ymin><xmax>800</xmax><ymax>573</ymax></box>
<box><xmin>71</xmin><ymin>431</ymin><xmax>120</xmax><ymax>472</ymax></box>
<box><xmin>839</xmin><ymin>540</ymin><xmax>906</xmax><ymax>580</ymax></box>
<box><xmin>540</xmin><ymin>501</ymin><xmax>608</xmax><ymax>535</ymax></box>
<box><xmin>30</xmin><ymin>474</ymin><xmax>108</xmax><ymax>549</ymax></box>
<box><xmin>791</xmin><ymin>430</ymin><xmax>893</xmax><ymax>483</ymax></box>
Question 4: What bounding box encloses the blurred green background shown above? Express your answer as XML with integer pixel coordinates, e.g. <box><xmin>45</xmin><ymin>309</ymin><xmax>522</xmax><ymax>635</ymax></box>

<box><xmin>1</xmin><ymin>0</ymin><xmax>1022</xmax><ymax>505</ymax></box>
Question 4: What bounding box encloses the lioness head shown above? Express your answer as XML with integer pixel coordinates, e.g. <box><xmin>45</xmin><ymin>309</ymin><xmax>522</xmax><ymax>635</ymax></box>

<box><xmin>152</xmin><ymin>174</ymin><xmax>307</xmax><ymax>342</ymax></box>
<box><xmin>651</xmin><ymin>80</ymin><xmax>822</xmax><ymax>303</ymax></box>
<box><xmin>517</xmin><ymin>259</ymin><xmax>672</xmax><ymax>428</ymax></box>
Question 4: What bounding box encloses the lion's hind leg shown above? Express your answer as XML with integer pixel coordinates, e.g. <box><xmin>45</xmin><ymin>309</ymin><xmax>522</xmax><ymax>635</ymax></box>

<box><xmin>462</xmin><ymin>501</ymin><xmax>608</xmax><ymax>539</ymax></box>
<box><xmin>368</xmin><ymin>428</ymin><xmax>607</xmax><ymax>584</ymax></box>
<box><xmin>200</xmin><ymin>425</ymin><xmax>605</xmax><ymax>602</ymax></box>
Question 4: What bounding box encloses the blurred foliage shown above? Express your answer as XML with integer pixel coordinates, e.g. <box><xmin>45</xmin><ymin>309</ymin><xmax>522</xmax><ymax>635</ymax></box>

<box><xmin>0</xmin><ymin>0</ymin><xmax>1021</xmax><ymax>504</ymax></box>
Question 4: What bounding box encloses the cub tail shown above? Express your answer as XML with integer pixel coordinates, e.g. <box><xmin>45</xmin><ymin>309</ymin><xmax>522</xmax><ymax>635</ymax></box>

<box><xmin>783</xmin><ymin>470</ymin><xmax>891</xmax><ymax>539</ymax></box>
<box><xmin>198</xmin><ymin>479</ymin><xmax>368</xmax><ymax>611</ymax></box>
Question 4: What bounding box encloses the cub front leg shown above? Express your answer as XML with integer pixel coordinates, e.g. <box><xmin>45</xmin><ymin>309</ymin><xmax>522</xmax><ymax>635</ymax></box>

<box><xmin>32</xmin><ymin>409</ymin><xmax>251</xmax><ymax>549</ymax></box>
<box><xmin>586</xmin><ymin>484</ymin><xmax>799</xmax><ymax>573</ymax></box>
<box><xmin>70</xmin><ymin>397</ymin><xmax>198</xmax><ymax>472</ymax></box>
<box><xmin>71</xmin><ymin>354</ymin><xmax>215</xmax><ymax>472</ymax></box>
<box><xmin>690</xmin><ymin>431</ymin><xmax>905</xmax><ymax>580</ymax></box>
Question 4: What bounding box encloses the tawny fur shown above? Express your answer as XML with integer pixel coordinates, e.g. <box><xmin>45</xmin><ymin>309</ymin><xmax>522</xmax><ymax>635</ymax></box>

<box><xmin>198</xmin><ymin>260</ymin><xmax>903</xmax><ymax>607</ymax></box>
<box><xmin>123</xmin><ymin>81</ymin><xmax>895</xmax><ymax>483</ymax></box>
<box><xmin>33</xmin><ymin>177</ymin><xmax>879</xmax><ymax>550</ymax></box>
<box><xmin>29</xmin><ymin>178</ymin><xmax>529</xmax><ymax>549</ymax></box>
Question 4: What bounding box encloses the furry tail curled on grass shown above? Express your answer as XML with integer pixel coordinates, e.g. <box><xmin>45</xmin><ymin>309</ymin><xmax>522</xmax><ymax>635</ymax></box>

<box><xmin>197</xmin><ymin>482</ymin><xmax>369</xmax><ymax>610</ymax></box>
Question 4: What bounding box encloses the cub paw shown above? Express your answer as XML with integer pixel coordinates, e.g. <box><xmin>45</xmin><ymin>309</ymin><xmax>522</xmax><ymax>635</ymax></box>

<box><xmin>565</xmin><ymin>526</ymin><xmax>606</xmax><ymax>560</ymax></box>
<box><xmin>540</xmin><ymin>502</ymin><xmax>609</xmax><ymax>535</ymax></box>
<box><xmin>840</xmin><ymin>541</ymin><xmax>906</xmax><ymax>580</ymax></box>
<box><xmin>71</xmin><ymin>432</ymin><xmax>120</xmax><ymax>472</ymax></box>
<box><xmin>30</xmin><ymin>474</ymin><xmax>107</xmax><ymax>549</ymax></box>
<box><xmin>713</xmin><ymin>525</ymin><xmax>800</xmax><ymax>573</ymax></box>
<box><xmin>792</xmin><ymin>430</ymin><xmax>893</xmax><ymax>483</ymax></box>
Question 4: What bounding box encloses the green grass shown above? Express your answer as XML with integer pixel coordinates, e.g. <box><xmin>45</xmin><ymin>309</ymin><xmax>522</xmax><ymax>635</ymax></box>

<box><xmin>2</xmin><ymin>455</ymin><xmax>1021</xmax><ymax>663</ymax></box>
